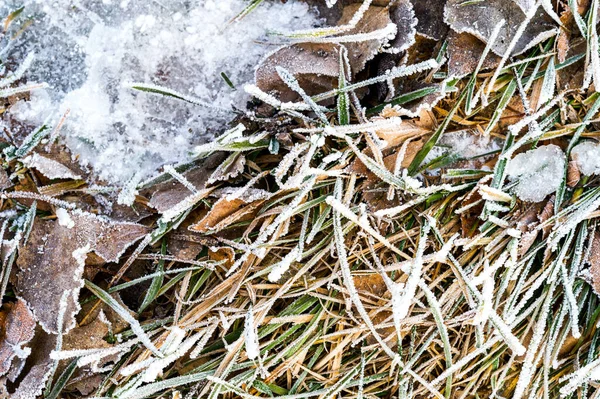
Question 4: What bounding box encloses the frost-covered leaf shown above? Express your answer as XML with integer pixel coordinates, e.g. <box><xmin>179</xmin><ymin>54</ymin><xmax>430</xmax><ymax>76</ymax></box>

<box><xmin>16</xmin><ymin>211</ymin><xmax>150</xmax><ymax>333</ymax></box>
<box><xmin>506</xmin><ymin>144</ymin><xmax>566</xmax><ymax>202</ymax></box>
<box><xmin>255</xmin><ymin>43</ymin><xmax>340</xmax><ymax>103</ymax></box>
<box><xmin>22</xmin><ymin>153</ymin><xmax>82</xmax><ymax>180</ymax></box>
<box><xmin>57</xmin><ymin>311</ymin><xmax>112</xmax><ymax>395</ymax></box>
<box><xmin>207</xmin><ymin>153</ymin><xmax>246</xmax><ymax>185</ymax></box>
<box><xmin>0</xmin><ymin>169</ymin><xmax>10</xmax><ymax>191</ymax></box>
<box><xmin>444</xmin><ymin>0</ymin><xmax>557</xmax><ymax>56</ymax></box>
<box><xmin>0</xmin><ymin>298</ymin><xmax>35</xmax><ymax>376</ymax></box>
<box><xmin>388</xmin><ymin>0</ymin><xmax>417</xmax><ymax>52</ymax></box>
<box><xmin>572</xmin><ymin>141</ymin><xmax>600</xmax><ymax>176</ymax></box>
<box><xmin>567</xmin><ymin>160</ymin><xmax>581</xmax><ymax>187</ymax></box>
<box><xmin>392</xmin><ymin>81</ymin><xmax>450</xmax><ymax>117</ymax></box>
<box><xmin>189</xmin><ymin>189</ymin><xmax>271</xmax><ymax>234</ymax></box>
<box><xmin>447</xmin><ymin>31</ymin><xmax>501</xmax><ymax>78</ymax></box>
<box><xmin>9</xmin><ymin>328</ymin><xmax>57</xmax><ymax>399</ymax></box>
<box><xmin>589</xmin><ymin>231</ymin><xmax>600</xmax><ymax>296</ymax></box>
<box><xmin>337</xmin><ymin>4</ymin><xmax>396</xmax><ymax>72</ymax></box>
<box><xmin>410</xmin><ymin>0</ymin><xmax>448</xmax><ymax>40</ymax></box>
<box><xmin>147</xmin><ymin>154</ymin><xmax>226</xmax><ymax>213</ymax></box>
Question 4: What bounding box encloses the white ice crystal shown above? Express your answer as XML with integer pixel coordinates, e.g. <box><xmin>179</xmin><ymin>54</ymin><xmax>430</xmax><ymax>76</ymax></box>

<box><xmin>22</xmin><ymin>153</ymin><xmax>82</xmax><ymax>180</ymax></box>
<box><xmin>4</xmin><ymin>0</ymin><xmax>320</xmax><ymax>183</ymax></box>
<box><xmin>572</xmin><ymin>141</ymin><xmax>600</xmax><ymax>176</ymax></box>
<box><xmin>244</xmin><ymin>308</ymin><xmax>260</xmax><ymax>360</ymax></box>
<box><xmin>422</xmin><ymin>130</ymin><xmax>500</xmax><ymax>168</ymax></box>
<box><xmin>56</xmin><ymin>208</ymin><xmax>75</xmax><ymax>229</ymax></box>
<box><xmin>506</xmin><ymin>144</ymin><xmax>566</xmax><ymax>202</ymax></box>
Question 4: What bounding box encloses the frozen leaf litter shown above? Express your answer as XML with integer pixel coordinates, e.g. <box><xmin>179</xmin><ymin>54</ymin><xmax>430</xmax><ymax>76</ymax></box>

<box><xmin>5</xmin><ymin>0</ymin><xmax>600</xmax><ymax>398</ymax></box>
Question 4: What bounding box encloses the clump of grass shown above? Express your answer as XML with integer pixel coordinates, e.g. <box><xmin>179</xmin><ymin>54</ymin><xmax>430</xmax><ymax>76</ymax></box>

<box><xmin>4</xmin><ymin>2</ymin><xmax>600</xmax><ymax>399</ymax></box>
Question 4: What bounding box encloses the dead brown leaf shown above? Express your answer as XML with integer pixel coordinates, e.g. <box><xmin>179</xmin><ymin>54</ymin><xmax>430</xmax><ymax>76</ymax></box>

<box><xmin>337</xmin><ymin>4</ymin><xmax>396</xmax><ymax>73</ymax></box>
<box><xmin>589</xmin><ymin>231</ymin><xmax>600</xmax><ymax>296</ymax></box>
<box><xmin>445</xmin><ymin>0</ymin><xmax>557</xmax><ymax>56</ymax></box>
<box><xmin>208</xmin><ymin>247</ymin><xmax>235</xmax><ymax>270</ymax></box>
<box><xmin>189</xmin><ymin>189</ymin><xmax>271</xmax><ymax>234</ymax></box>
<box><xmin>388</xmin><ymin>0</ymin><xmax>417</xmax><ymax>53</ymax></box>
<box><xmin>411</xmin><ymin>0</ymin><xmax>448</xmax><ymax>40</ymax></box>
<box><xmin>567</xmin><ymin>159</ymin><xmax>581</xmax><ymax>187</ymax></box>
<box><xmin>0</xmin><ymin>298</ymin><xmax>35</xmax><ymax>377</ymax></box>
<box><xmin>0</xmin><ymin>170</ymin><xmax>10</xmax><ymax>191</ymax></box>
<box><xmin>447</xmin><ymin>31</ymin><xmax>501</xmax><ymax>78</ymax></box>
<box><xmin>255</xmin><ymin>43</ymin><xmax>341</xmax><ymax>103</ymax></box>
<box><xmin>8</xmin><ymin>327</ymin><xmax>56</xmax><ymax>399</ymax></box>
<box><xmin>146</xmin><ymin>153</ymin><xmax>226</xmax><ymax>213</ymax></box>
<box><xmin>207</xmin><ymin>153</ymin><xmax>246</xmax><ymax>186</ymax></box>
<box><xmin>60</xmin><ymin>311</ymin><xmax>112</xmax><ymax>395</ymax></box>
<box><xmin>353</xmin><ymin>273</ymin><xmax>387</xmax><ymax>297</ymax></box>
<box><xmin>16</xmin><ymin>210</ymin><xmax>150</xmax><ymax>333</ymax></box>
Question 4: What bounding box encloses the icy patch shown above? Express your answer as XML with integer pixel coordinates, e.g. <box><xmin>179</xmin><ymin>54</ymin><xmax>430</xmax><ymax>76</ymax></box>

<box><xmin>572</xmin><ymin>141</ymin><xmax>600</xmax><ymax>176</ymax></box>
<box><xmin>506</xmin><ymin>144</ymin><xmax>566</xmax><ymax>202</ymax></box>
<box><xmin>423</xmin><ymin>130</ymin><xmax>500</xmax><ymax>167</ymax></box>
<box><xmin>4</xmin><ymin>0</ymin><xmax>319</xmax><ymax>183</ymax></box>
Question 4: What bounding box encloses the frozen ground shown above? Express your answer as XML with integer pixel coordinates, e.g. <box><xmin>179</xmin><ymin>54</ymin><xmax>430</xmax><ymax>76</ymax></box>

<box><xmin>2</xmin><ymin>0</ymin><xmax>319</xmax><ymax>183</ymax></box>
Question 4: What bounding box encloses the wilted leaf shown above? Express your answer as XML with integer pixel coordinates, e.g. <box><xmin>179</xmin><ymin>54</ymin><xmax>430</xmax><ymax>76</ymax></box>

<box><xmin>589</xmin><ymin>231</ymin><xmax>600</xmax><ymax>296</ymax></box>
<box><xmin>388</xmin><ymin>0</ymin><xmax>417</xmax><ymax>52</ymax></box>
<box><xmin>59</xmin><ymin>311</ymin><xmax>112</xmax><ymax>395</ymax></box>
<box><xmin>557</xmin><ymin>38</ymin><xmax>585</xmax><ymax>91</ymax></box>
<box><xmin>16</xmin><ymin>210</ymin><xmax>150</xmax><ymax>333</ymax></box>
<box><xmin>375</xmin><ymin>119</ymin><xmax>429</xmax><ymax>148</ymax></box>
<box><xmin>147</xmin><ymin>153</ymin><xmax>226</xmax><ymax>213</ymax></box>
<box><xmin>556</xmin><ymin>27</ymin><xmax>569</xmax><ymax>63</ymax></box>
<box><xmin>411</xmin><ymin>0</ymin><xmax>448</xmax><ymax>40</ymax></box>
<box><xmin>459</xmin><ymin>189</ymin><xmax>483</xmax><ymax>238</ymax></box>
<box><xmin>22</xmin><ymin>153</ymin><xmax>82</xmax><ymax>180</ymax></box>
<box><xmin>208</xmin><ymin>247</ymin><xmax>235</xmax><ymax>269</ymax></box>
<box><xmin>538</xmin><ymin>196</ymin><xmax>555</xmax><ymax>238</ymax></box>
<box><xmin>447</xmin><ymin>31</ymin><xmax>501</xmax><ymax>78</ymax></box>
<box><xmin>207</xmin><ymin>153</ymin><xmax>246</xmax><ymax>185</ymax></box>
<box><xmin>0</xmin><ymin>169</ymin><xmax>10</xmax><ymax>191</ymax></box>
<box><xmin>189</xmin><ymin>189</ymin><xmax>271</xmax><ymax>234</ymax></box>
<box><xmin>9</xmin><ymin>327</ymin><xmax>56</xmax><ymax>399</ymax></box>
<box><xmin>337</xmin><ymin>4</ymin><xmax>395</xmax><ymax>73</ymax></box>
<box><xmin>353</xmin><ymin>273</ymin><xmax>387</xmax><ymax>297</ymax></box>
<box><xmin>255</xmin><ymin>43</ymin><xmax>340</xmax><ymax>103</ymax></box>
<box><xmin>567</xmin><ymin>160</ymin><xmax>581</xmax><ymax>187</ymax></box>
<box><xmin>0</xmin><ymin>298</ymin><xmax>35</xmax><ymax>376</ymax></box>
<box><xmin>444</xmin><ymin>0</ymin><xmax>557</xmax><ymax>56</ymax></box>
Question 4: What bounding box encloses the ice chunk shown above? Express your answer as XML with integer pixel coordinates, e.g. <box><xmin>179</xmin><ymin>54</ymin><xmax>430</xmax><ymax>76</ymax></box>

<box><xmin>572</xmin><ymin>141</ymin><xmax>600</xmax><ymax>176</ymax></box>
<box><xmin>506</xmin><ymin>144</ymin><xmax>566</xmax><ymax>202</ymax></box>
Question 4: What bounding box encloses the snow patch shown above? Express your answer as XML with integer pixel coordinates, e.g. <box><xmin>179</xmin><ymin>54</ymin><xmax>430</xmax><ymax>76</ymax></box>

<box><xmin>5</xmin><ymin>0</ymin><xmax>319</xmax><ymax>183</ymax></box>
<box><xmin>572</xmin><ymin>141</ymin><xmax>600</xmax><ymax>176</ymax></box>
<box><xmin>506</xmin><ymin>144</ymin><xmax>566</xmax><ymax>202</ymax></box>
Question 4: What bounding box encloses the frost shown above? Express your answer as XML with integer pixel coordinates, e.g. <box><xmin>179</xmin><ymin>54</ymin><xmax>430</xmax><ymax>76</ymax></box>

<box><xmin>22</xmin><ymin>153</ymin><xmax>81</xmax><ymax>180</ymax></box>
<box><xmin>506</xmin><ymin>145</ymin><xmax>566</xmax><ymax>202</ymax></box>
<box><xmin>422</xmin><ymin>130</ymin><xmax>500</xmax><ymax>168</ymax></box>
<box><xmin>244</xmin><ymin>308</ymin><xmax>260</xmax><ymax>360</ymax></box>
<box><xmin>4</xmin><ymin>0</ymin><xmax>319</xmax><ymax>184</ymax></box>
<box><xmin>572</xmin><ymin>141</ymin><xmax>600</xmax><ymax>176</ymax></box>
<box><xmin>268</xmin><ymin>246</ymin><xmax>301</xmax><ymax>282</ymax></box>
<box><xmin>55</xmin><ymin>208</ymin><xmax>75</xmax><ymax>229</ymax></box>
